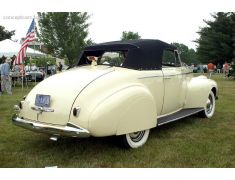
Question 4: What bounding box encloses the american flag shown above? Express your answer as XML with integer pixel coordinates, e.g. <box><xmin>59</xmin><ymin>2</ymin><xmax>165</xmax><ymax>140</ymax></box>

<box><xmin>14</xmin><ymin>19</ymin><xmax>36</xmax><ymax>65</ymax></box>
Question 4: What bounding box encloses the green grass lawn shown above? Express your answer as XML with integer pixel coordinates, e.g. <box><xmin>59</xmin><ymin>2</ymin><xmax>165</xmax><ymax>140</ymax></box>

<box><xmin>0</xmin><ymin>74</ymin><xmax>235</xmax><ymax>168</ymax></box>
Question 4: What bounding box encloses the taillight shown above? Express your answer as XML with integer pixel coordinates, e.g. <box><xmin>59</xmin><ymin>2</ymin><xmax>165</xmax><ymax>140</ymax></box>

<box><xmin>73</xmin><ymin>106</ymin><xmax>81</xmax><ymax>117</ymax></box>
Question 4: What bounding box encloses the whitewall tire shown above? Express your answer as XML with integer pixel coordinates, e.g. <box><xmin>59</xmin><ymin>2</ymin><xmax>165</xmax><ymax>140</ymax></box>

<box><xmin>121</xmin><ymin>129</ymin><xmax>150</xmax><ymax>148</ymax></box>
<box><xmin>199</xmin><ymin>91</ymin><xmax>216</xmax><ymax>118</ymax></box>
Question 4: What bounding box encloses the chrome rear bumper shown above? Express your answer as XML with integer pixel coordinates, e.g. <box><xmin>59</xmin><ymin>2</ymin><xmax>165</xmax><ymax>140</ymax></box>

<box><xmin>12</xmin><ymin>115</ymin><xmax>90</xmax><ymax>138</ymax></box>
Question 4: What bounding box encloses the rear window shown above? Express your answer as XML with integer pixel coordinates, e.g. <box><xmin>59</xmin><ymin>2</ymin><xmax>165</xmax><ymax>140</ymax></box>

<box><xmin>98</xmin><ymin>51</ymin><xmax>127</xmax><ymax>67</ymax></box>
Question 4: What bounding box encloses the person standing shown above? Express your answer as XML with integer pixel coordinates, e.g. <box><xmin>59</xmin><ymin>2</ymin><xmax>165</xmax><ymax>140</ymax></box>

<box><xmin>31</xmin><ymin>63</ymin><xmax>37</xmax><ymax>71</ymax></box>
<box><xmin>0</xmin><ymin>61</ymin><xmax>2</xmax><ymax>96</ymax></box>
<box><xmin>223</xmin><ymin>61</ymin><xmax>229</xmax><ymax>76</ymax></box>
<box><xmin>207</xmin><ymin>62</ymin><xmax>214</xmax><ymax>72</ymax></box>
<box><xmin>25</xmin><ymin>64</ymin><xmax>30</xmax><ymax>72</ymax></box>
<box><xmin>58</xmin><ymin>62</ymin><xmax>63</xmax><ymax>72</ymax></box>
<box><xmin>0</xmin><ymin>57</ymin><xmax>12</xmax><ymax>95</ymax></box>
<box><xmin>207</xmin><ymin>62</ymin><xmax>214</xmax><ymax>78</ymax></box>
<box><xmin>198</xmin><ymin>64</ymin><xmax>203</xmax><ymax>73</ymax></box>
<box><xmin>12</xmin><ymin>64</ymin><xmax>20</xmax><ymax>86</ymax></box>
<box><xmin>217</xmin><ymin>63</ymin><xmax>221</xmax><ymax>73</ymax></box>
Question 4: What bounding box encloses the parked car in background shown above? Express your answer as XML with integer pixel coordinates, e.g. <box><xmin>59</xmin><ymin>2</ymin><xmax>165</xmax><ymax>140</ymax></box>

<box><xmin>13</xmin><ymin>39</ymin><xmax>218</xmax><ymax>149</ymax></box>
<box><xmin>27</xmin><ymin>69</ymin><xmax>45</xmax><ymax>82</ymax></box>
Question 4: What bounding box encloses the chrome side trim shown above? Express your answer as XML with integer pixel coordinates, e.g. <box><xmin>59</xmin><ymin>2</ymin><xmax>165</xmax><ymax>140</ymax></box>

<box><xmin>12</xmin><ymin>115</ymin><xmax>90</xmax><ymax>138</ymax></box>
<box><xmin>138</xmin><ymin>72</ymin><xmax>192</xmax><ymax>79</ymax></box>
<box><xmin>138</xmin><ymin>75</ymin><xmax>161</xmax><ymax>79</ymax></box>
<box><xmin>163</xmin><ymin>72</ymin><xmax>192</xmax><ymax>77</ymax></box>
<box><xmin>157</xmin><ymin>108</ymin><xmax>203</xmax><ymax>126</ymax></box>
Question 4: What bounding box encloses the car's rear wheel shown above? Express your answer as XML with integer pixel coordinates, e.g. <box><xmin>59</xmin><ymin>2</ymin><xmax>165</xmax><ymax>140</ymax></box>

<box><xmin>199</xmin><ymin>91</ymin><xmax>215</xmax><ymax>118</ymax></box>
<box><xmin>120</xmin><ymin>129</ymin><xmax>150</xmax><ymax>148</ymax></box>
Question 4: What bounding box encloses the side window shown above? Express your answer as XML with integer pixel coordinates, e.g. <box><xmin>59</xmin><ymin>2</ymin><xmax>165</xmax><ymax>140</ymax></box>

<box><xmin>162</xmin><ymin>50</ymin><xmax>181</xmax><ymax>67</ymax></box>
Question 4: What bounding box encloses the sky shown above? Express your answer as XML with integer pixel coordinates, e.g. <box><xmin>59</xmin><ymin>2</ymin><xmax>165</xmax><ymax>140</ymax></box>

<box><xmin>0</xmin><ymin>0</ymin><xmax>234</xmax><ymax>50</ymax></box>
<box><xmin>89</xmin><ymin>11</ymin><xmax>212</xmax><ymax>49</ymax></box>
<box><xmin>0</xmin><ymin>11</ymin><xmax>212</xmax><ymax>50</ymax></box>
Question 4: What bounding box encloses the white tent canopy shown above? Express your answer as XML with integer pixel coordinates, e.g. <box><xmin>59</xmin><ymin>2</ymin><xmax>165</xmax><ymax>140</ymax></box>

<box><xmin>0</xmin><ymin>39</ymin><xmax>46</xmax><ymax>57</ymax></box>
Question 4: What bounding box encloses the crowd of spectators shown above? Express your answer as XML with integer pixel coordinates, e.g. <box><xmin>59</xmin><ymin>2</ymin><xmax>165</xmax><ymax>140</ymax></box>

<box><xmin>192</xmin><ymin>61</ymin><xmax>234</xmax><ymax>77</ymax></box>
<box><xmin>0</xmin><ymin>56</ymin><xmax>63</xmax><ymax>96</ymax></box>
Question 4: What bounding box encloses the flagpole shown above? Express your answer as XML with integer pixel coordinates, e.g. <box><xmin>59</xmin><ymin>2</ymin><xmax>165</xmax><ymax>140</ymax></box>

<box><xmin>33</xmin><ymin>22</ymin><xmax>36</xmax><ymax>85</ymax></box>
<box><xmin>23</xmin><ymin>47</ymin><xmax>27</xmax><ymax>90</ymax></box>
<box><xmin>22</xmin><ymin>39</ymin><xmax>25</xmax><ymax>90</ymax></box>
<box><xmin>22</xmin><ymin>60</ymin><xmax>24</xmax><ymax>90</ymax></box>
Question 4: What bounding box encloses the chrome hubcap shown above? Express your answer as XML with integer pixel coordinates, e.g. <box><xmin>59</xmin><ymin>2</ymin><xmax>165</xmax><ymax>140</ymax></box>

<box><xmin>206</xmin><ymin>95</ymin><xmax>213</xmax><ymax>114</ymax></box>
<box><xmin>129</xmin><ymin>131</ymin><xmax>145</xmax><ymax>142</ymax></box>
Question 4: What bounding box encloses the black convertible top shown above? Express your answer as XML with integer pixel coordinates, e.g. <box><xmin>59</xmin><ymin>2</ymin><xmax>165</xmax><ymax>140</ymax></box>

<box><xmin>78</xmin><ymin>39</ymin><xmax>176</xmax><ymax>70</ymax></box>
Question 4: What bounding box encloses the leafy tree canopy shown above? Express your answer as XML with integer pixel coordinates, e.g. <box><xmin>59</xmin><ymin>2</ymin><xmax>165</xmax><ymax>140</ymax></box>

<box><xmin>0</xmin><ymin>25</ymin><xmax>15</xmax><ymax>41</ymax></box>
<box><xmin>37</xmin><ymin>12</ymin><xmax>93</xmax><ymax>66</ymax></box>
<box><xmin>172</xmin><ymin>42</ymin><xmax>198</xmax><ymax>65</ymax></box>
<box><xmin>121</xmin><ymin>31</ymin><xmax>141</xmax><ymax>41</ymax></box>
<box><xmin>195</xmin><ymin>12</ymin><xmax>235</xmax><ymax>64</ymax></box>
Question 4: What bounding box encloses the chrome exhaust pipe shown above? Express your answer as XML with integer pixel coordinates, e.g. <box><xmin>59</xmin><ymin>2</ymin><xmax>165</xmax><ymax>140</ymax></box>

<box><xmin>49</xmin><ymin>136</ymin><xmax>59</xmax><ymax>141</ymax></box>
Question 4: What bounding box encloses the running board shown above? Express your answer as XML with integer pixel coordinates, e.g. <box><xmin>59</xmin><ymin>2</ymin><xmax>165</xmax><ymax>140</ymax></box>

<box><xmin>157</xmin><ymin>108</ymin><xmax>204</xmax><ymax>126</ymax></box>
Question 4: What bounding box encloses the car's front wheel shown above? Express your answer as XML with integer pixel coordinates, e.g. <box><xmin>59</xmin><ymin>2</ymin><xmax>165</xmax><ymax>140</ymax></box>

<box><xmin>199</xmin><ymin>90</ymin><xmax>216</xmax><ymax>118</ymax></box>
<box><xmin>120</xmin><ymin>129</ymin><xmax>150</xmax><ymax>148</ymax></box>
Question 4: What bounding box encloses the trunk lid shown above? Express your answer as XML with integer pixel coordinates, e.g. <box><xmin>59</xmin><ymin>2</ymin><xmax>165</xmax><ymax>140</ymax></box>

<box><xmin>21</xmin><ymin>65</ymin><xmax>114</xmax><ymax>126</ymax></box>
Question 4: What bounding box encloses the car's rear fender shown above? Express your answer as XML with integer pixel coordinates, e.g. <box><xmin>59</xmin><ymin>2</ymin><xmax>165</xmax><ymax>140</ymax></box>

<box><xmin>88</xmin><ymin>85</ymin><xmax>157</xmax><ymax>136</ymax></box>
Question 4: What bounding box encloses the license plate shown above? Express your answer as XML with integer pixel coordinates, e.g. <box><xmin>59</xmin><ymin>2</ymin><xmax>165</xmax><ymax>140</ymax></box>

<box><xmin>35</xmin><ymin>94</ymin><xmax>50</xmax><ymax>107</ymax></box>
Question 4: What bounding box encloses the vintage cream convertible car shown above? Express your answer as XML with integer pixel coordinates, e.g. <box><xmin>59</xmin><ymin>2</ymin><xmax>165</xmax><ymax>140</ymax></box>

<box><xmin>13</xmin><ymin>40</ymin><xmax>218</xmax><ymax>148</ymax></box>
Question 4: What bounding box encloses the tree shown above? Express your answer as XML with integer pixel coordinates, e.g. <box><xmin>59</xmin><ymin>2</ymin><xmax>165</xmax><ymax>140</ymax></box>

<box><xmin>229</xmin><ymin>63</ymin><xmax>235</xmax><ymax>79</ymax></box>
<box><xmin>121</xmin><ymin>31</ymin><xmax>141</xmax><ymax>41</ymax></box>
<box><xmin>195</xmin><ymin>12</ymin><xmax>235</xmax><ymax>64</ymax></box>
<box><xmin>37</xmin><ymin>12</ymin><xmax>93</xmax><ymax>66</ymax></box>
<box><xmin>0</xmin><ymin>25</ymin><xmax>15</xmax><ymax>41</ymax></box>
<box><xmin>172</xmin><ymin>42</ymin><xmax>198</xmax><ymax>65</ymax></box>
